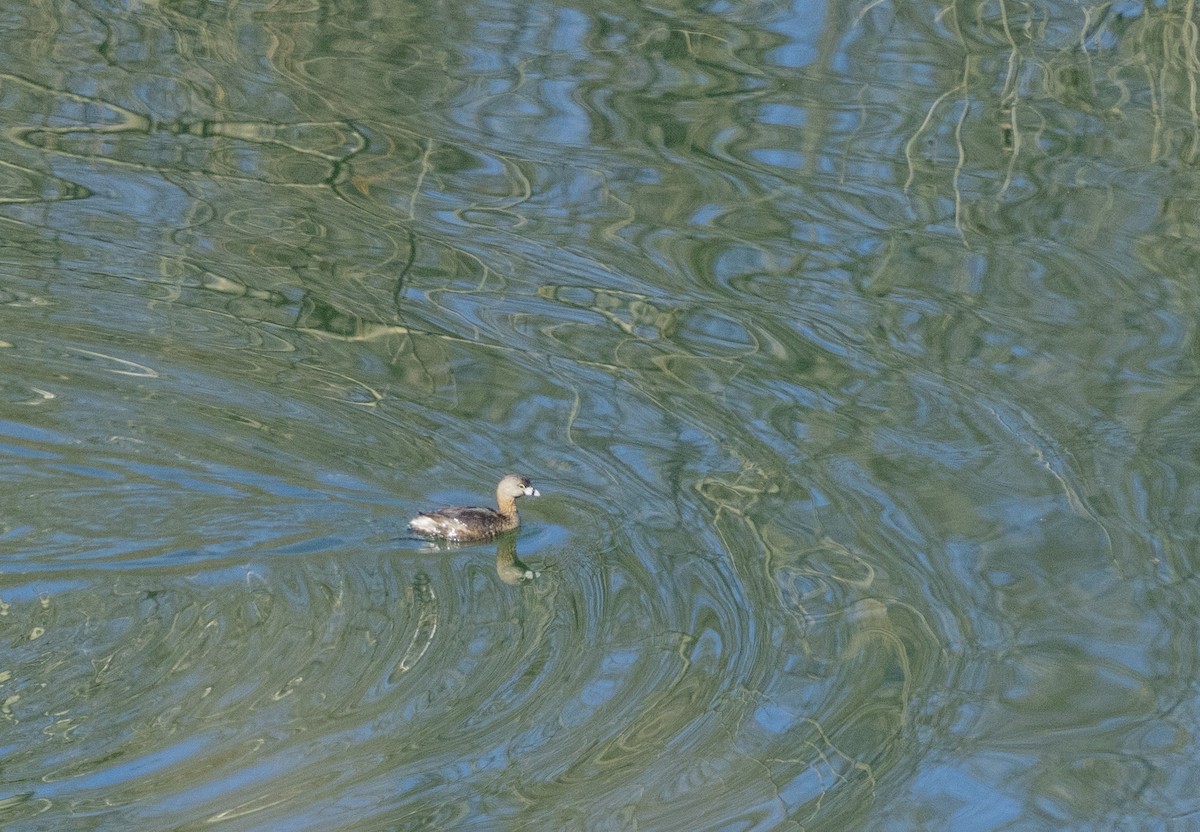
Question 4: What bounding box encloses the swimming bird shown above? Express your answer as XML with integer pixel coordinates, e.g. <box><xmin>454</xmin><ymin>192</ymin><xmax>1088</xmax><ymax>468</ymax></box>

<box><xmin>408</xmin><ymin>474</ymin><xmax>540</xmax><ymax>542</ymax></box>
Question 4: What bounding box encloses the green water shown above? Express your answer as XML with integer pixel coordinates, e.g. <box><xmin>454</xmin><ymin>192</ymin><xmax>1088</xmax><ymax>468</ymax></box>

<box><xmin>1</xmin><ymin>0</ymin><xmax>1198</xmax><ymax>828</ymax></box>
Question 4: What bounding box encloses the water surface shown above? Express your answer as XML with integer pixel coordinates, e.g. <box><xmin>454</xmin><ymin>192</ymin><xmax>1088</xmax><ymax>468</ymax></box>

<box><xmin>2</xmin><ymin>0</ymin><xmax>1199</xmax><ymax>829</ymax></box>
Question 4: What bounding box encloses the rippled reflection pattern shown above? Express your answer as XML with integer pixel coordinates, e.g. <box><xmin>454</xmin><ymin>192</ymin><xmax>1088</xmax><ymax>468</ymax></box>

<box><xmin>2</xmin><ymin>0</ymin><xmax>1200</xmax><ymax>828</ymax></box>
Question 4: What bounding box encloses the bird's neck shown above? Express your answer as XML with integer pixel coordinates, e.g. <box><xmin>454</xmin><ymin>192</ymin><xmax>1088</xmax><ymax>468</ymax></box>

<box><xmin>497</xmin><ymin>493</ymin><xmax>518</xmax><ymax>518</ymax></box>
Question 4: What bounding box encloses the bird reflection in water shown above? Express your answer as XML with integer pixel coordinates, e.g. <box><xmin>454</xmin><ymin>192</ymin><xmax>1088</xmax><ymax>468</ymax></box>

<box><xmin>406</xmin><ymin>531</ymin><xmax>539</xmax><ymax>585</ymax></box>
<box><xmin>495</xmin><ymin>534</ymin><xmax>539</xmax><ymax>585</ymax></box>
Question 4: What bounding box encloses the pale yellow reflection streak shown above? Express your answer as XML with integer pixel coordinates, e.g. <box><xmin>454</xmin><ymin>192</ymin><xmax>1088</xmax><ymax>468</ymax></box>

<box><xmin>393</xmin><ymin>577</ymin><xmax>437</xmax><ymax>676</ymax></box>
<box><xmin>65</xmin><ymin>347</ymin><xmax>159</xmax><ymax>378</ymax></box>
